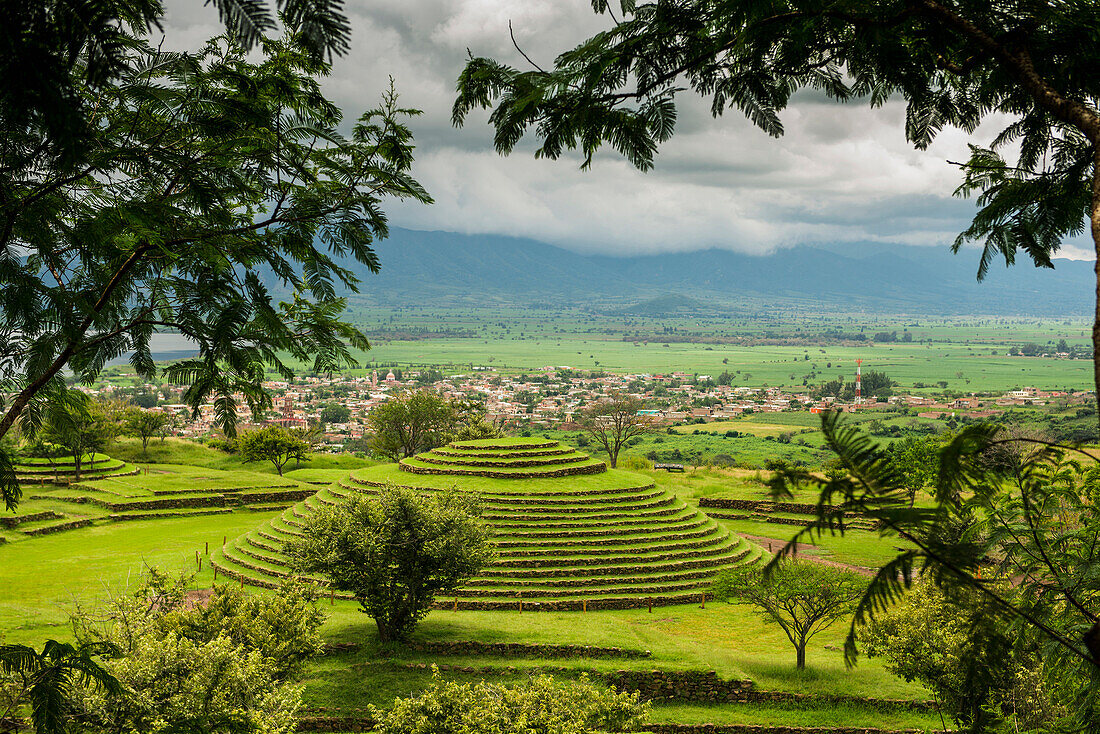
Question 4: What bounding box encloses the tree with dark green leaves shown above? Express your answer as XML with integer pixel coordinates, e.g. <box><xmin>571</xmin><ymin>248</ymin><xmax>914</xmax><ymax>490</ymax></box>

<box><xmin>238</xmin><ymin>425</ymin><xmax>312</xmax><ymax>476</ymax></box>
<box><xmin>122</xmin><ymin>408</ymin><xmax>170</xmax><ymax>456</ymax></box>
<box><xmin>454</xmin><ymin>0</ymin><xmax>1100</xmax><ymax>402</ymax></box>
<box><xmin>2</xmin><ymin>0</ymin><xmax>351</xmax><ymax>168</ymax></box>
<box><xmin>366</xmin><ymin>391</ymin><xmax>459</xmax><ymax>461</ymax></box>
<box><xmin>286</xmin><ymin>486</ymin><xmax>495</xmax><ymax>642</ymax></box>
<box><xmin>36</xmin><ymin>392</ymin><xmax>117</xmax><ymax>480</ymax></box>
<box><xmin>0</xmin><ymin>639</ymin><xmax>120</xmax><ymax>734</ymax></box>
<box><xmin>579</xmin><ymin>395</ymin><xmax>654</xmax><ymax>468</ymax></box>
<box><xmin>0</xmin><ymin>23</ymin><xmax>429</xmax><ymax>511</ymax></box>
<box><xmin>769</xmin><ymin>411</ymin><xmax>1100</xmax><ymax>730</ymax></box>
<box><xmin>319</xmin><ymin>403</ymin><xmax>351</xmax><ymax>426</ymax></box>
<box><xmin>712</xmin><ymin>560</ymin><xmax>865</xmax><ymax>669</ymax></box>
<box><xmin>858</xmin><ymin>580</ymin><xmax>1056</xmax><ymax>733</ymax></box>
<box><xmin>885</xmin><ymin>433</ymin><xmax>943</xmax><ymax>505</ymax></box>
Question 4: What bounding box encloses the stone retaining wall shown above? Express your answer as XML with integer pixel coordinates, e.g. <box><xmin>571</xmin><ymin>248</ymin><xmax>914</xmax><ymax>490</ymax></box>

<box><xmin>22</xmin><ymin>518</ymin><xmax>93</xmax><ymax>536</ymax></box>
<box><xmin>496</xmin><ymin>533</ymin><xmax>731</xmax><ymax>559</ymax></box>
<box><xmin>481</xmin><ymin>548</ymin><xmax>750</xmax><ymax>578</ymax></box>
<box><xmin>417</xmin><ymin>453</ymin><xmax>590</xmax><ymax>468</ymax></box>
<box><xmin>448</xmin><ymin>440</ymin><xmax>556</xmax><ymax>449</ymax></box>
<box><xmin>0</xmin><ymin>510</ymin><xmax>62</xmax><ymax>528</ymax></box>
<box><xmin>398</xmin><ymin>461</ymin><xmax>607</xmax><ymax>479</ymax></box>
<box><xmin>434</xmin><ymin>447</ymin><xmax>572</xmax><ymax>458</ymax></box>
<box><xmin>351</xmin><ymin>477</ymin><xmax>655</xmax><ymax>497</ymax></box>
<box><xmin>110</xmin><ymin>508</ymin><xmax>234</xmax><ymax>521</ymax></box>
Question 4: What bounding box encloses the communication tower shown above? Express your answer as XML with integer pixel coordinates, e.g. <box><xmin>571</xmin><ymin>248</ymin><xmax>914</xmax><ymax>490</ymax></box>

<box><xmin>855</xmin><ymin>359</ymin><xmax>863</xmax><ymax>405</ymax></box>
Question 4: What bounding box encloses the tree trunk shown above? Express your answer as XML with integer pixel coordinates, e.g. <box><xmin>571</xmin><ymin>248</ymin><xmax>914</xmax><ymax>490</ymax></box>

<box><xmin>795</xmin><ymin>642</ymin><xmax>806</xmax><ymax>669</ymax></box>
<box><xmin>1092</xmin><ymin>146</ymin><xmax>1100</xmax><ymax>430</ymax></box>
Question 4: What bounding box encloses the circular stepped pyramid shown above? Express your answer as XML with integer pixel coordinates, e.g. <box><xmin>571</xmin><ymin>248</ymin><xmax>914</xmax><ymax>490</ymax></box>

<box><xmin>15</xmin><ymin>453</ymin><xmax>138</xmax><ymax>483</ymax></box>
<box><xmin>213</xmin><ymin>438</ymin><xmax>766</xmax><ymax>610</ymax></box>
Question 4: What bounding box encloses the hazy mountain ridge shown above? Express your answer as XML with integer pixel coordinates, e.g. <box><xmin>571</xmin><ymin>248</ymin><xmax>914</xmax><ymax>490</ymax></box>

<box><xmin>345</xmin><ymin>227</ymin><xmax>1093</xmax><ymax>315</ymax></box>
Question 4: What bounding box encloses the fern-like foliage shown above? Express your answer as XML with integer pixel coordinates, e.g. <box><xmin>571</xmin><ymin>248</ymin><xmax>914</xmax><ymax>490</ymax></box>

<box><xmin>0</xmin><ymin>639</ymin><xmax>121</xmax><ymax>734</ymax></box>
<box><xmin>769</xmin><ymin>411</ymin><xmax>1100</xmax><ymax>728</ymax></box>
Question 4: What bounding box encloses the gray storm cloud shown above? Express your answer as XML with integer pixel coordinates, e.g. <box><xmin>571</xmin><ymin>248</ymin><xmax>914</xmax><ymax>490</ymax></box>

<box><xmin>159</xmin><ymin>0</ymin><xmax>1084</xmax><ymax>259</ymax></box>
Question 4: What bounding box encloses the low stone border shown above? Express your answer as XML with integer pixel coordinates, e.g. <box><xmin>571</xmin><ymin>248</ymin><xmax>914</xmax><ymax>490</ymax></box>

<box><xmin>324</xmin><ymin>640</ymin><xmax>652</xmax><ymax>659</ymax></box>
<box><xmin>0</xmin><ymin>510</ymin><xmax>63</xmax><ymax>528</ymax></box>
<box><xmin>433</xmin><ymin>447</ymin><xmax>573</xmax><ymax>458</ymax></box>
<box><xmin>496</xmin><ymin>533</ymin><xmax>733</xmax><ymax>559</ymax></box>
<box><xmin>448</xmin><ymin>440</ymin><xmax>557</xmax><ymax>450</ymax></box>
<box><xmin>350</xmin><ymin>476</ymin><xmax>656</xmax><ymax>498</ymax></box>
<box><xmin>109</xmin><ymin>508</ymin><xmax>234</xmax><ymax>521</ymax></box>
<box><xmin>497</xmin><ymin>525</ymin><xmax>719</xmax><ymax>549</ymax></box>
<box><xmin>22</xmin><ymin>518</ymin><xmax>93</xmax><ymax>536</ymax></box>
<box><xmin>399</xmin><ymin>461</ymin><xmax>607</xmax><ymax>479</ymax></box>
<box><xmin>481</xmin><ymin>547</ymin><xmax>752</xmax><ymax>579</ymax></box>
<box><xmin>417</xmin><ymin>453</ymin><xmax>590</xmax><ymax>469</ymax></box>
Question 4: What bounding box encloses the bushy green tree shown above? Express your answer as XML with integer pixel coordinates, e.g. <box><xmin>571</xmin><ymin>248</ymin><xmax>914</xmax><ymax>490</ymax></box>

<box><xmin>73</xmin><ymin>570</ymin><xmax>324</xmax><ymax>734</ymax></box>
<box><xmin>238</xmin><ymin>425</ymin><xmax>312</xmax><ymax>476</ymax></box>
<box><xmin>367</xmin><ymin>391</ymin><xmax>458</xmax><ymax>461</ymax></box>
<box><xmin>885</xmin><ymin>434</ymin><xmax>943</xmax><ymax>505</ymax></box>
<box><xmin>319</xmin><ymin>403</ymin><xmax>351</xmax><ymax>426</ymax></box>
<box><xmin>712</xmin><ymin>561</ymin><xmax>865</xmax><ymax>669</ymax></box>
<box><xmin>286</xmin><ymin>486</ymin><xmax>495</xmax><ymax>642</ymax></box>
<box><xmin>769</xmin><ymin>411</ymin><xmax>1100</xmax><ymax>730</ymax></box>
<box><xmin>0</xmin><ymin>22</ymin><xmax>429</xmax><ymax>510</ymax></box>
<box><xmin>35</xmin><ymin>392</ymin><xmax>117</xmax><ymax>479</ymax></box>
<box><xmin>371</xmin><ymin>671</ymin><xmax>648</xmax><ymax>734</ymax></box>
<box><xmin>122</xmin><ymin>408</ymin><xmax>170</xmax><ymax>456</ymax></box>
<box><xmin>858</xmin><ymin>580</ymin><xmax>1057</xmax><ymax>733</ymax></box>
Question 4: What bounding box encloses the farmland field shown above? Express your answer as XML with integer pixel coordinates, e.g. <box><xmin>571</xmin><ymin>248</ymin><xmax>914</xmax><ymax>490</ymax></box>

<box><xmin>336</xmin><ymin>307</ymin><xmax>1093</xmax><ymax>393</ymax></box>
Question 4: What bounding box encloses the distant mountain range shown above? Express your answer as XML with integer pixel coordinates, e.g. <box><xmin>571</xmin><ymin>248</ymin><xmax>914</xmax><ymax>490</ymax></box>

<box><xmin>332</xmin><ymin>227</ymin><xmax>1094</xmax><ymax>315</ymax></box>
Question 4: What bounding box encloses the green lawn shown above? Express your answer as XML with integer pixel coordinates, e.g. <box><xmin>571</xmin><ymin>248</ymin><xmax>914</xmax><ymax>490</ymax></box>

<box><xmin>0</xmin><ymin>513</ymin><xmax>274</xmax><ymax>644</ymax></box>
<box><xmin>1</xmin><ymin>442</ymin><xmax>937</xmax><ymax>730</ymax></box>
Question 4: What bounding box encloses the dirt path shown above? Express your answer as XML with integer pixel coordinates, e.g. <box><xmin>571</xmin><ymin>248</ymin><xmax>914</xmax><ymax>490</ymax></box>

<box><xmin>738</xmin><ymin>533</ymin><xmax>876</xmax><ymax>577</ymax></box>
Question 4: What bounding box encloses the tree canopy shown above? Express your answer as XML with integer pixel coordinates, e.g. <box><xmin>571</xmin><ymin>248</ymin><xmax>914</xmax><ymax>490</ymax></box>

<box><xmin>769</xmin><ymin>410</ymin><xmax>1100</xmax><ymax>729</ymax></box>
<box><xmin>3</xmin><ymin>0</ymin><xmax>351</xmax><ymax>167</ymax></box>
<box><xmin>367</xmin><ymin>391</ymin><xmax>459</xmax><ymax>461</ymax></box>
<box><xmin>0</xmin><ymin>23</ymin><xmax>429</xmax><ymax>509</ymax></box>
<box><xmin>454</xmin><ymin>0</ymin><xmax>1100</xmax><ymax>398</ymax></box>
<box><xmin>712</xmin><ymin>560</ymin><xmax>865</xmax><ymax>669</ymax></box>
<box><xmin>286</xmin><ymin>486</ymin><xmax>495</xmax><ymax>642</ymax></box>
<box><xmin>238</xmin><ymin>425</ymin><xmax>312</xmax><ymax>476</ymax></box>
<box><xmin>579</xmin><ymin>395</ymin><xmax>654</xmax><ymax>468</ymax></box>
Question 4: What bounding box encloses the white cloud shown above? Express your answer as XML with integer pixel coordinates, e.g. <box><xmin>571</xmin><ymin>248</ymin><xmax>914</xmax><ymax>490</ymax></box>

<box><xmin>159</xmin><ymin>0</ymin><xmax>1089</xmax><ymax>259</ymax></box>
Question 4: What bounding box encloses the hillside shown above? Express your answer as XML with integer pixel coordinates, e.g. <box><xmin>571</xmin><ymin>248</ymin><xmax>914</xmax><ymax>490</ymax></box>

<box><xmin>341</xmin><ymin>227</ymin><xmax>1094</xmax><ymax>315</ymax></box>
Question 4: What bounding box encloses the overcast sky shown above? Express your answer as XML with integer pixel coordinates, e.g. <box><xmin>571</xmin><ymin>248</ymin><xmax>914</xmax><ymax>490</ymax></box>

<box><xmin>161</xmin><ymin>0</ymin><xmax>1090</xmax><ymax>260</ymax></box>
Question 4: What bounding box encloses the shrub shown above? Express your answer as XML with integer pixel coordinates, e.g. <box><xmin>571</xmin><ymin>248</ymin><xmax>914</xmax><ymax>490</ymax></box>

<box><xmin>286</xmin><ymin>486</ymin><xmax>494</xmax><ymax>641</ymax></box>
<box><xmin>74</xmin><ymin>570</ymin><xmax>322</xmax><ymax>734</ymax></box>
<box><xmin>618</xmin><ymin>455</ymin><xmax>652</xmax><ymax>471</ymax></box>
<box><xmin>372</xmin><ymin>671</ymin><xmax>648</xmax><ymax>734</ymax></box>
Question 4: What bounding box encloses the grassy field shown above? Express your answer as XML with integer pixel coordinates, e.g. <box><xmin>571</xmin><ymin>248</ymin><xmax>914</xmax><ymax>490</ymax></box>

<box><xmin>94</xmin><ymin>308</ymin><xmax>1096</xmax><ymax>396</ymax></box>
<box><xmin>1</xmin><ymin>442</ymin><xmax>942</xmax><ymax>730</ymax></box>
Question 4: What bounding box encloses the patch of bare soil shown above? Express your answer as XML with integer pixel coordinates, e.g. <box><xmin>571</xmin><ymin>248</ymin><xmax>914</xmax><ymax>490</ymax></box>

<box><xmin>738</xmin><ymin>533</ymin><xmax>876</xmax><ymax>577</ymax></box>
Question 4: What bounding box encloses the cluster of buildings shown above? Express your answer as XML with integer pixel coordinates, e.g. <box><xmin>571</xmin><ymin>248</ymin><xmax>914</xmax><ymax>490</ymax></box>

<box><xmin>89</xmin><ymin>365</ymin><xmax>1092</xmax><ymax>449</ymax></box>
